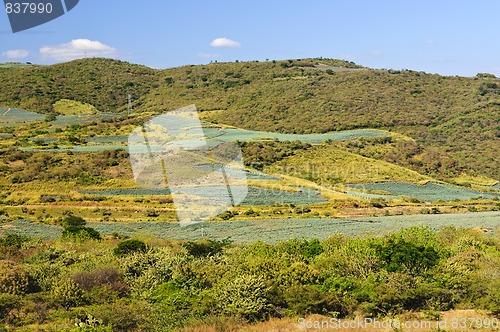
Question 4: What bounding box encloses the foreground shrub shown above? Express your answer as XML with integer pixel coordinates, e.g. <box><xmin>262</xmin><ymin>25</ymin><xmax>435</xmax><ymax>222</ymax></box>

<box><xmin>283</xmin><ymin>284</ymin><xmax>344</xmax><ymax>316</ymax></box>
<box><xmin>0</xmin><ymin>234</ymin><xmax>31</xmax><ymax>249</ymax></box>
<box><xmin>0</xmin><ymin>261</ymin><xmax>31</xmax><ymax>295</ymax></box>
<box><xmin>216</xmin><ymin>275</ymin><xmax>271</xmax><ymax>322</ymax></box>
<box><xmin>51</xmin><ymin>279</ymin><xmax>85</xmax><ymax>310</ymax></box>
<box><xmin>86</xmin><ymin>299</ymin><xmax>149</xmax><ymax>332</ymax></box>
<box><xmin>71</xmin><ymin>268</ymin><xmax>129</xmax><ymax>298</ymax></box>
<box><xmin>0</xmin><ymin>293</ymin><xmax>21</xmax><ymax>323</ymax></box>
<box><xmin>374</xmin><ymin>238</ymin><xmax>440</xmax><ymax>275</ymax></box>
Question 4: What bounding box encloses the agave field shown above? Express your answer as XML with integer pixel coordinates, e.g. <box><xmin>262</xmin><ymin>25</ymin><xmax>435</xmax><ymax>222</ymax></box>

<box><xmin>194</xmin><ymin>164</ymin><xmax>279</xmax><ymax>181</ymax></box>
<box><xmin>50</xmin><ymin>113</ymin><xmax>118</xmax><ymax>126</ymax></box>
<box><xmin>240</xmin><ymin>186</ymin><xmax>326</xmax><ymax>205</ymax></box>
<box><xmin>80</xmin><ymin>188</ymin><xmax>172</xmax><ymax>196</ymax></box>
<box><xmin>344</xmin><ymin>190</ymin><xmax>399</xmax><ymax>200</ymax></box>
<box><xmin>347</xmin><ymin>182</ymin><xmax>498</xmax><ymax>201</ymax></box>
<box><xmin>0</xmin><ymin>219</ymin><xmax>61</xmax><ymax>239</ymax></box>
<box><xmin>86</xmin><ymin>135</ymin><xmax>129</xmax><ymax>143</ymax></box>
<box><xmin>2</xmin><ymin>211</ymin><xmax>498</xmax><ymax>243</ymax></box>
<box><xmin>203</xmin><ymin>127</ymin><xmax>388</xmax><ymax>143</ymax></box>
<box><xmin>80</xmin><ymin>186</ymin><xmax>325</xmax><ymax>206</ymax></box>
<box><xmin>0</xmin><ymin>107</ymin><xmax>45</xmax><ymax>123</ymax></box>
<box><xmin>21</xmin><ymin>145</ymin><xmax>127</xmax><ymax>152</ymax></box>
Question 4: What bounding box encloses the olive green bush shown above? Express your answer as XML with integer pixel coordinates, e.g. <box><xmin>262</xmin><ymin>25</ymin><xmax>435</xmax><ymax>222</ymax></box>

<box><xmin>0</xmin><ymin>261</ymin><xmax>32</xmax><ymax>295</ymax></box>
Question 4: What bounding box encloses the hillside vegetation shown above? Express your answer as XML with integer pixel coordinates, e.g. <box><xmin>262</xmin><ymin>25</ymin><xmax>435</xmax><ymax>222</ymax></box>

<box><xmin>0</xmin><ymin>57</ymin><xmax>498</xmax><ymax>181</ymax></box>
<box><xmin>267</xmin><ymin>143</ymin><xmax>433</xmax><ymax>185</ymax></box>
<box><xmin>0</xmin><ymin>58</ymin><xmax>159</xmax><ymax>113</ymax></box>
<box><xmin>0</xmin><ymin>226</ymin><xmax>498</xmax><ymax>331</ymax></box>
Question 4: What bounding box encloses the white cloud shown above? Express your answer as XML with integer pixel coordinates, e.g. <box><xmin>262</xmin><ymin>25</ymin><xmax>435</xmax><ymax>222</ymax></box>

<box><xmin>368</xmin><ymin>50</ymin><xmax>383</xmax><ymax>58</ymax></box>
<box><xmin>210</xmin><ymin>37</ymin><xmax>241</xmax><ymax>48</ymax></box>
<box><xmin>197</xmin><ymin>52</ymin><xmax>220</xmax><ymax>58</ymax></box>
<box><xmin>40</xmin><ymin>39</ymin><xmax>117</xmax><ymax>62</ymax></box>
<box><xmin>2</xmin><ymin>49</ymin><xmax>29</xmax><ymax>59</ymax></box>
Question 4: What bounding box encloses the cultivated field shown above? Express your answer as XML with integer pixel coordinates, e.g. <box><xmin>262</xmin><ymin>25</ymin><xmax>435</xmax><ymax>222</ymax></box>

<box><xmin>348</xmin><ymin>182</ymin><xmax>499</xmax><ymax>201</ymax></box>
<box><xmin>2</xmin><ymin>211</ymin><xmax>498</xmax><ymax>243</ymax></box>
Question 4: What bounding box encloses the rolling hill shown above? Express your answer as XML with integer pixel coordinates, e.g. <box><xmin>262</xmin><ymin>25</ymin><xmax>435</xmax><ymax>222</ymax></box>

<box><xmin>0</xmin><ymin>57</ymin><xmax>498</xmax><ymax>182</ymax></box>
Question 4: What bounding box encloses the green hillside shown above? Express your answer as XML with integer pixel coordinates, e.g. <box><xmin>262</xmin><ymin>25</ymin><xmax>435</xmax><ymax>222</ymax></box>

<box><xmin>0</xmin><ymin>58</ymin><xmax>159</xmax><ymax>113</ymax></box>
<box><xmin>0</xmin><ymin>57</ymin><xmax>498</xmax><ymax>181</ymax></box>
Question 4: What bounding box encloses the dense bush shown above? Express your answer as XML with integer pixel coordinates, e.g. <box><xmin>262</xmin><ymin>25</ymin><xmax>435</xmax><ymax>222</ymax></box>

<box><xmin>374</xmin><ymin>238</ymin><xmax>441</xmax><ymax>275</ymax></box>
<box><xmin>62</xmin><ymin>226</ymin><xmax>101</xmax><ymax>241</ymax></box>
<box><xmin>51</xmin><ymin>279</ymin><xmax>85</xmax><ymax>310</ymax></box>
<box><xmin>216</xmin><ymin>275</ymin><xmax>271</xmax><ymax>321</ymax></box>
<box><xmin>182</xmin><ymin>238</ymin><xmax>232</xmax><ymax>258</ymax></box>
<box><xmin>0</xmin><ymin>293</ymin><xmax>21</xmax><ymax>323</ymax></box>
<box><xmin>0</xmin><ymin>234</ymin><xmax>31</xmax><ymax>249</ymax></box>
<box><xmin>0</xmin><ymin>261</ymin><xmax>32</xmax><ymax>295</ymax></box>
<box><xmin>113</xmin><ymin>239</ymin><xmax>147</xmax><ymax>257</ymax></box>
<box><xmin>60</xmin><ymin>215</ymin><xmax>86</xmax><ymax>228</ymax></box>
<box><xmin>71</xmin><ymin>268</ymin><xmax>129</xmax><ymax>297</ymax></box>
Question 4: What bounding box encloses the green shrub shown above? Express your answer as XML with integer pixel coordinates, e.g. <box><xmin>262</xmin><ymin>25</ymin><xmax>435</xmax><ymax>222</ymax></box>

<box><xmin>113</xmin><ymin>240</ymin><xmax>147</xmax><ymax>257</ymax></box>
<box><xmin>216</xmin><ymin>275</ymin><xmax>271</xmax><ymax>321</ymax></box>
<box><xmin>0</xmin><ymin>293</ymin><xmax>21</xmax><ymax>322</ymax></box>
<box><xmin>375</xmin><ymin>238</ymin><xmax>440</xmax><ymax>275</ymax></box>
<box><xmin>0</xmin><ymin>234</ymin><xmax>31</xmax><ymax>248</ymax></box>
<box><xmin>283</xmin><ymin>285</ymin><xmax>343</xmax><ymax>316</ymax></box>
<box><xmin>51</xmin><ymin>279</ymin><xmax>85</xmax><ymax>310</ymax></box>
<box><xmin>182</xmin><ymin>238</ymin><xmax>232</xmax><ymax>258</ymax></box>
<box><xmin>71</xmin><ymin>268</ymin><xmax>129</xmax><ymax>297</ymax></box>
<box><xmin>87</xmin><ymin>299</ymin><xmax>149</xmax><ymax>332</ymax></box>
<box><xmin>61</xmin><ymin>215</ymin><xmax>86</xmax><ymax>228</ymax></box>
<box><xmin>62</xmin><ymin>226</ymin><xmax>101</xmax><ymax>241</ymax></box>
<box><xmin>275</xmin><ymin>238</ymin><xmax>323</xmax><ymax>261</ymax></box>
<box><xmin>0</xmin><ymin>261</ymin><xmax>31</xmax><ymax>295</ymax></box>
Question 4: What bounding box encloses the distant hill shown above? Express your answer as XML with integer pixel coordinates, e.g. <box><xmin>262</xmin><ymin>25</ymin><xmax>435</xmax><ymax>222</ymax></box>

<box><xmin>0</xmin><ymin>58</ymin><xmax>159</xmax><ymax>113</ymax></box>
<box><xmin>0</xmin><ymin>57</ymin><xmax>498</xmax><ymax>180</ymax></box>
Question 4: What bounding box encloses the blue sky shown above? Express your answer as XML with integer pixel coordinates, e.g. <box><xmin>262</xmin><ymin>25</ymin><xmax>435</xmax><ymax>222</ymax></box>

<box><xmin>1</xmin><ymin>0</ymin><xmax>500</xmax><ymax>76</ymax></box>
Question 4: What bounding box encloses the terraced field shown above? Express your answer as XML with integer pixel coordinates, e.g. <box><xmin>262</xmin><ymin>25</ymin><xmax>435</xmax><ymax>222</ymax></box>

<box><xmin>203</xmin><ymin>127</ymin><xmax>388</xmax><ymax>143</ymax></box>
<box><xmin>80</xmin><ymin>186</ymin><xmax>325</xmax><ymax>206</ymax></box>
<box><xmin>0</xmin><ymin>107</ymin><xmax>45</xmax><ymax>122</ymax></box>
<box><xmin>348</xmin><ymin>182</ymin><xmax>499</xmax><ymax>202</ymax></box>
<box><xmin>21</xmin><ymin>145</ymin><xmax>127</xmax><ymax>152</ymax></box>
<box><xmin>51</xmin><ymin>112</ymin><xmax>119</xmax><ymax>126</ymax></box>
<box><xmin>2</xmin><ymin>211</ymin><xmax>498</xmax><ymax>243</ymax></box>
<box><xmin>86</xmin><ymin>135</ymin><xmax>128</xmax><ymax>143</ymax></box>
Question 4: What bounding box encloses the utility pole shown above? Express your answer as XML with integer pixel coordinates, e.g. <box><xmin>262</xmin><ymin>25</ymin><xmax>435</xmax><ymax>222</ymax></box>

<box><xmin>128</xmin><ymin>94</ymin><xmax>132</xmax><ymax>115</ymax></box>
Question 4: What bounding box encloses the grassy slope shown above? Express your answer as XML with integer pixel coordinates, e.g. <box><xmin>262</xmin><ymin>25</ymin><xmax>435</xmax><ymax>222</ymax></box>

<box><xmin>267</xmin><ymin>143</ymin><xmax>434</xmax><ymax>185</ymax></box>
<box><xmin>53</xmin><ymin>99</ymin><xmax>98</xmax><ymax>115</ymax></box>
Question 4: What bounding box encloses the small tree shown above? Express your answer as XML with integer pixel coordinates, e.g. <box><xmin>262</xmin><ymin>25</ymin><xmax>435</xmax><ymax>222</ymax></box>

<box><xmin>59</xmin><ymin>215</ymin><xmax>101</xmax><ymax>241</ymax></box>
<box><xmin>182</xmin><ymin>238</ymin><xmax>233</xmax><ymax>258</ymax></box>
<box><xmin>113</xmin><ymin>239</ymin><xmax>148</xmax><ymax>257</ymax></box>
<box><xmin>61</xmin><ymin>215</ymin><xmax>86</xmax><ymax>228</ymax></box>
